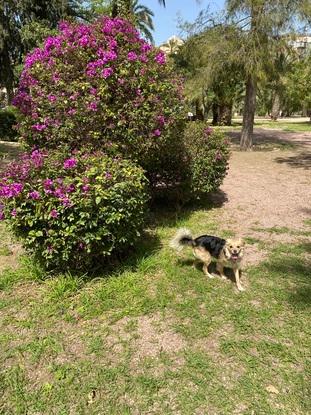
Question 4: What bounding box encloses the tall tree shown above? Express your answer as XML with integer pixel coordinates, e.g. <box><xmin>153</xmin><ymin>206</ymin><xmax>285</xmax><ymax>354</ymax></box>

<box><xmin>226</xmin><ymin>0</ymin><xmax>311</xmax><ymax>149</ymax></box>
<box><xmin>175</xmin><ymin>25</ymin><xmax>244</xmax><ymax>124</ymax></box>
<box><xmin>111</xmin><ymin>0</ymin><xmax>165</xmax><ymax>18</ymax></box>
<box><xmin>0</xmin><ymin>0</ymin><xmax>85</xmax><ymax>104</ymax></box>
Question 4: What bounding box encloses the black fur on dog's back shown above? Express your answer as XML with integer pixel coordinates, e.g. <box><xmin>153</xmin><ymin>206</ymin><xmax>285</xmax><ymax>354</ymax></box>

<box><xmin>170</xmin><ymin>228</ymin><xmax>226</xmax><ymax>258</ymax></box>
<box><xmin>194</xmin><ymin>235</ymin><xmax>226</xmax><ymax>258</ymax></box>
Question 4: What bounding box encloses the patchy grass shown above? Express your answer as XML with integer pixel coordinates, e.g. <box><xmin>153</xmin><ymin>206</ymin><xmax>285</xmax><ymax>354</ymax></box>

<box><xmin>252</xmin><ymin>226</ymin><xmax>311</xmax><ymax>238</ymax></box>
<box><xmin>0</xmin><ymin>206</ymin><xmax>310</xmax><ymax>415</ymax></box>
<box><xmin>254</xmin><ymin>120</ymin><xmax>311</xmax><ymax>133</ymax></box>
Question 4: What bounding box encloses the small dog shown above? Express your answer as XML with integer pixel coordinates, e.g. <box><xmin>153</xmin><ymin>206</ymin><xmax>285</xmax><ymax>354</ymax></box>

<box><xmin>170</xmin><ymin>228</ymin><xmax>245</xmax><ymax>291</ymax></box>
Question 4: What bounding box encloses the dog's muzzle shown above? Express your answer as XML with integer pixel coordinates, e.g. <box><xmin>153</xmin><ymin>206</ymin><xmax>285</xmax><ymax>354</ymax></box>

<box><xmin>231</xmin><ymin>252</ymin><xmax>240</xmax><ymax>261</ymax></box>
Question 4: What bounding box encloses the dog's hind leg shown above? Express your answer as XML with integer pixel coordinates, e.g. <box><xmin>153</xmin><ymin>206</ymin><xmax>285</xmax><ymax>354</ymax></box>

<box><xmin>203</xmin><ymin>259</ymin><xmax>214</xmax><ymax>279</ymax></box>
<box><xmin>216</xmin><ymin>262</ymin><xmax>226</xmax><ymax>280</ymax></box>
<box><xmin>193</xmin><ymin>247</ymin><xmax>214</xmax><ymax>278</ymax></box>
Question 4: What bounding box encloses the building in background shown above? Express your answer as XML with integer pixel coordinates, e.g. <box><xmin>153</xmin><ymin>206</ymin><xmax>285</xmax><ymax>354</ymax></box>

<box><xmin>159</xmin><ymin>35</ymin><xmax>184</xmax><ymax>55</ymax></box>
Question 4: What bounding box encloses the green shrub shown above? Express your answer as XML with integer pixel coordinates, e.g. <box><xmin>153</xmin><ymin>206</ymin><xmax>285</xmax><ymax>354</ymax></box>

<box><xmin>0</xmin><ymin>149</ymin><xmax>148</xmax><ymax>271</ymax></box>
<box><xmin>0</xmin><ymin>107</ymin><xmax>18</xmax><ymax>141</ymax></box>
<box><xmin>183</xmin><ymin>122</ymin><xmax>230</xmax><ymax>197</ymax></box>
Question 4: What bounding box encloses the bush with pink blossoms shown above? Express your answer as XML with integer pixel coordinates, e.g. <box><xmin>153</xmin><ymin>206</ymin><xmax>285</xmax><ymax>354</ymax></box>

<box><xmin>0</xmin><ymin>149</ymin><xmax>148</xmax><ymax>270</ymax></box>
<box><xmin>13</xmin><ymin>17</ymin><xmax>185</xmax><ymax>189</ymax></box>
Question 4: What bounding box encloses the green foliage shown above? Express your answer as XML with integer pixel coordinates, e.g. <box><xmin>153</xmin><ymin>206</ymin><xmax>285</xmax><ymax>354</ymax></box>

<box><xmin>0</xmin><ymin>0</ymin><xmax>87</xmax><ymax>102</ymax></box>
<box><xmin>1</xmin><ymin>149</ymin><xmax>148</xmax><ymax>271</ymax></box>
<box><xmin>183</xmin><ymin>122</ymin><xmax>230</xmax><ymax>196</ymax></box>
<box><xmin>0</xmin><ymin>107</ymin><xmax>18</xmax><ymax>141</ymax></box>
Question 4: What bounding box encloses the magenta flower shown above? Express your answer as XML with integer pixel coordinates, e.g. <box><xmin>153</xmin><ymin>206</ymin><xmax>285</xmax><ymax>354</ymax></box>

<box><xmin>48</xmin><ymin>94</ymin><xmax>57</xmax><ymax>102</ymax></box>
<box><xmin>105</xmin><ymin>172</ymin><xmax>112</xmax><ymax>179</ymax></box>
<box><xmin>50</xmin><ymin>209</ymin><xmax>58</xmax><ymax>218</ymax></box>
<box><xmin>204</xmin><ymin>127</ymin><xmax>213</xmax><ymax>136</ymax></box>
<box><xmin>63</xmin><ymin>158</ymin><xmax>77</xmax><ymax>169</ymax></box>
<box><xmin>82</xmin><ymin>184</ymin><xmax>90</xmax><ymax>192</ymax></box>
<box><xmin>32</xmin><ymin>123</ymin><xmax>47</xmax><ymax>131</ymax></box>
<box><xmin>157</xmin><ymin>115</ymin><xmax>165</xmax><ymax>126</ymax></box>
<box><xmin>155</xmin><ymin>52</ymin><xmax>166</xmax><ymax>65</ymax></box>
<box><xmin>87</xmin><ymin>101</ymin><xmax>98</xmax><ymax>111</ymax></box>
<box><xmin>54</xmin><ymin>188</ymin><xmax>65</xmax><ymax>198</ymax></box>
<box><xmin>153</xmin><ymin>129</ymin><xmax>161</xmax><ymax>137</ymax></box>
<box><xmin>127</xmin><ymin>51</ymin><xmax>138</xmax><ymax>61</ymax></box>
<box><xmin>141</xmin><ymin>43</ymin><xmax>152</xmax><ymax>53</ymax></box>
<box><xmin>102</xmin><ymin>67</ymin><xmax>114</xmax><ymax>79</ymax></box>
<box><xmin>68</xmin><ymin>108</ymin><xmax>77</xmax><ymax>116</ymax></box>
<box><xmin>43</xmin><ymin>179</ymin><xmax>53</xmax><ymax>189</ymax></box>
<box><xmin>78</xmin><ymin>35</ymin><xmax>90</xmax><ymax>47</ymax></box>
<box><xmin>29</xmin><ymin>191</ymin><xmax>40</xmax><ymax>200</ymax></box>
<box><xmin>61</xmin><ymin>197</ymin><xmax>72</xmax><ymax>207</ymax></box>
<box><xmin>11</xmin><ymin>209</ymin><xmax>17</xmax><ymax>217</ymax></box>
<box><xmin>66</xmin><ymin>184</ymin><xmax>75</xmax><ymax>193</ymax></box>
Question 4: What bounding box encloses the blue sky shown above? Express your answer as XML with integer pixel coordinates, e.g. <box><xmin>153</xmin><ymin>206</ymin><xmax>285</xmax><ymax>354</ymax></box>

<box><xmin>143</xmin><ymin>0</ymin><xmax>225</xmax><ymax>45</ymax></box>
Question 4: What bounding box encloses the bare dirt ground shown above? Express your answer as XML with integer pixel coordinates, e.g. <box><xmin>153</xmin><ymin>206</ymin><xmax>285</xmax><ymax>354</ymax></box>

<box><xmin>216</xmin><ymin>128</ymin><xmax>311</xmax><ymax>265</ymax></box>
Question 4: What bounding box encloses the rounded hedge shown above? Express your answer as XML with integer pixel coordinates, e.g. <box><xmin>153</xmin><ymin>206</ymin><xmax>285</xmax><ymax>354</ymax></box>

<box><xmin>0</xmin><ymin>107</ymin><xmax>18</xmax><ymax>141</ymax></box>
<box><xmin>183</xmin><ymin>122</ymin><xmax>230</xmax><ymax>197</ymax></box>
<box><xmin>13</xmin><ymin>17</ymin><xmax>185</xmax><ymax>177</ymax></box>
<box><xmin>0</xmin><ymin>149</ymin><xmax>148</xmax><ymax>270</ymax></box>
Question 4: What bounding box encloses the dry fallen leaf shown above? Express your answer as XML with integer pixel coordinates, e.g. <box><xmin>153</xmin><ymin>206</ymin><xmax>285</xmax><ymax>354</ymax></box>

<box><xmin>87</xmin><ymin>390</ymin><xmax>96</xmax><ymax>405</ymax></box>
<box><xmin>266</xmin><ymin>385</ymin><xmax>279</xmax><ymax>394</ymax></box>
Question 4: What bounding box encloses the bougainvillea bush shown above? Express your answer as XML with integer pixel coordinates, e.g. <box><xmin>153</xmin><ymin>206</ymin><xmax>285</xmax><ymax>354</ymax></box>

<box><xmin>13</xmin><ymin>16</ymin><xmax>185</xmax><ymax>187</ymax></box>
<box><xmin>0</xmin><ymin>149</ymin><xmax>148</xmax><ymax>270</ymax></box>
<box><xmin>183</xmin><ymin>122</ymin><xmax>230</xmax><ymax>197</ymax></box>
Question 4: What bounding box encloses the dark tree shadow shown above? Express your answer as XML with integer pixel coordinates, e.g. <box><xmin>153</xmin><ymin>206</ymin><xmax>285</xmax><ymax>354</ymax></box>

<box><xmin>0</xmin><ymin>141</ymin><xmax>22</xmax><ymax>172</ymax></box>
<box><xmin>177</xmin><ymin>257</ymin><xmax>236</xmax><ymax>283</ymax></box>
<box><xmin>266</xmin><ymin>242</ymin><xmax>311</xmax><ymax>309</ymax></box>
<box><xmin>149</xmin><ymin>190</ymin><xmax>228</xmax><ymax>229</ymax></box>
<box><xmin>274</xmin><ymin>152</ymin><xmax>311</xmax><ymax>170</ymax></box>
<box><xmin>228</xmin><ymin>129</ymin><xmax>301</xmax><ymax>151</ymax></box>
<box><xmin>80</xmin><ymin>190</ymin><xmax>228</xmax><ymax>280</ymax></box>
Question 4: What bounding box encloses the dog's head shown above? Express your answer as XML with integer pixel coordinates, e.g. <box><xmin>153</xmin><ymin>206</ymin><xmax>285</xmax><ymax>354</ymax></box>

<box><xmin>224</xmin><ymin>238</ymin><xmax>245</xmax><ymax>262</ymax></box>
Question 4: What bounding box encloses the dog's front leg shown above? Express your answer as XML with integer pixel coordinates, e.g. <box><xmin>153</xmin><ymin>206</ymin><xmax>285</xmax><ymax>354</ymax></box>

<box><xmin>234</xmin><ymin>268</ymin><xmax>244</xmax><ymax>291</ymax></box>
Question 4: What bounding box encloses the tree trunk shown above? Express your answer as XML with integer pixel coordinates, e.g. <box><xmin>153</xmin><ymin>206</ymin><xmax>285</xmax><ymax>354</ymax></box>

<box><xmin>271</xmin><ymin>90</ymin><xmax>281</xmax><ymax>121</ymax></box>
<box><xmin>240</xmin><ymin>76</ymin><xmax>256</xmax><ymax>150</ymax></box>
<box><xmin>212</xmin><ymin>102</ymin><xmax>218</xmax><ymax>125</ymax></box>
<box><xmin>2</xmin><ymin>46</ymin><xmax>15</xmax><ymax>105</ymax></box>
<box><xmin>218</xmin><ymin>103</ymin><xmax>232</xmax><ymax>126</ymax></box>
<box><xmin>195</xmin><ymin>100</ymin><xmax>204</xmax><ymax>121</ymax></box>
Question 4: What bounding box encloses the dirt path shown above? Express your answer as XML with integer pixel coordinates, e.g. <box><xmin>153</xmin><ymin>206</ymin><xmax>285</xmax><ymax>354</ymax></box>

<box><xmin>217</xmin><ymin>128</ymin><xmax>311</xmax><ymax>264</ymax></box>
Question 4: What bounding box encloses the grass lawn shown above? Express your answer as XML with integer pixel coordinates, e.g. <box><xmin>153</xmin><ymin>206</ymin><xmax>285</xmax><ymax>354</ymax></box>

<box><xmin>218</xmin><ymin>119</ymin><xmax>311</xmax><ymax>133</ymax></box>
<box><xmin>0</xmin><ymin>204</ymin><xmax>310</xmax><ymax>414</ymax></box>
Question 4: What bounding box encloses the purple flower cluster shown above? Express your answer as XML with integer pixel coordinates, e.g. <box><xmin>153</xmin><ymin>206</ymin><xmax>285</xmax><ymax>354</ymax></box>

<box><xmin>63</xmin><ymin>158</ymin><xmax>77</xmax><ymax>169</ymax></box>
<box><xmin>0</xmin><ymin>182</ymin><xmax>23</xmax><ymax>198</ymax></box>
<box><xmin>155</xmin><ymin>51</ymin><xmax>166</xmax><ymax>65</ymax></box>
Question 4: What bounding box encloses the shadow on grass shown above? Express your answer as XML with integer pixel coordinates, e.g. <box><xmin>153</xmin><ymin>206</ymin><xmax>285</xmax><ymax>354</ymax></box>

<box><xmin>149</xmin><ymin>190</ymin><xmax>228</xmax><ymax>229</ymax></box>
<box><xmin>177</xmin><ymin>256</ymin><xmax>237</xmax><ymax>283</ymax></box>
<box><xmin>264</xmin><ymin>242</ymin><xmax>311</xmax><ymax>309</ymax></box>
<box><xmin>0</xmin><ymin>140</ymin><xmax>22</xmax><ymax>171</ymax></box>
<box><xmin>274</xmin><ymin>152</ymin><xmax>311</xmax><ymax>170</ymax></box>
<box><xmin>78</xmin><ymin>190</ymin><xmax>228</xmax><ymax>279</ymax></box>
<box><xmin>228</xmin><ymin>130</ymin><xmax>298</xmax><ymax>151</ymax></box>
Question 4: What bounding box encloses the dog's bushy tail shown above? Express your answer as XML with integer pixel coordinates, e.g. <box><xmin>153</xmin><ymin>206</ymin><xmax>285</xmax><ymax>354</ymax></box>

<box><xmin>170</xmin><ymin>228</ymin><xmax>194</xmax><ymax>251</ymax></box>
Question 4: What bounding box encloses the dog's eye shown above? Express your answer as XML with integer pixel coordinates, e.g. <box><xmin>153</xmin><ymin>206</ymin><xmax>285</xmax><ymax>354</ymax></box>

<box><xmin>237</xmin><ymin>246</ymin><xmax>240</xmax><ymax>249</ymax></box>
<box><xmin>230</xmin><ymin>245</ymin><xmax>233</xmax><ymax>249</ymax></box>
